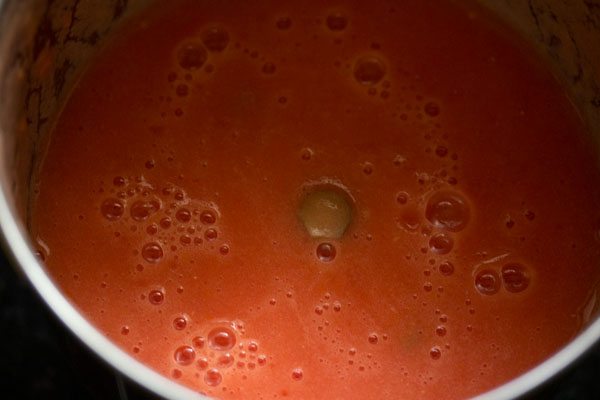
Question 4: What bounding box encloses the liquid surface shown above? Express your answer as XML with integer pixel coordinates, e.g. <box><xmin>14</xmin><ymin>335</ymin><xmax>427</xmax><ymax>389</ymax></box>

<box><xmin>32</xmin><ymin>0</ymin><xmax>600</xmax><ymax>398</ymax></box>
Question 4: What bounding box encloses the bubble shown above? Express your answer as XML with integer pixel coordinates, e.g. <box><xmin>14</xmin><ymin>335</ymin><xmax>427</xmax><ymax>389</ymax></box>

<box><xmin>430</xmin><ymin>347</ymin><xmax>442</xmax><ymax>360</ymax></box>
<box><xmin>149</xmin><ymin>289</ymin><xmax>164</xmax><ymax>305</ymax></box>
<box><xmin>257</xmin><ymin>355</ymin><xmax>267</xmax><ymax>365</ymax></box>
<box><xmin>333</xmin><ymin>301</ymin><xmax>342</xmax><ymax>312</ymax></box>
<box><xmin>349</xmin><ymin>348</ymin><xmax>356</xmax><ymax>356</ymax></box>
<box><xmin>368</xmin><ymin>333</ymin><xmax>378</xmax><ymax>344</ymax></box>
<box><xmin>425</xmin><ymin>191</ymin><xmax>470</xmax><ymax>232</ymax></box>
<box><xmin>524</xmin><ymin>210</ymin><xmax>536</xmax><ymax>221</ymax></box>
<box><xmin>317</xmin><ymin>243</ymin><xmax>336</xmax><ymax>262</ymax></box>
<box><xmin>147</xmin><ymin>224</ymin><xmax>158</xmax><ymax>235</ymax></box>
<box><xmin>145</xmin><ymin>160</ymin><xmax>155</xmax><ymax>169</ymax></box>
<box><xmin>175</xmin><ymin>84</ymin><xmax>189</xmax><ymax>97</ymax></box>
<box><xmin>173</xmin><ymin>316</ymin><xmax>187</xmax><ymax>330</ymax></box>
<box><xmin>435</xmin><ymin>326</ymin><xmax>447</xmax><ymax>337</ymax></box>
<box><xmin>276</xmin><ymin>17</ymin><xmax>292</xmax><ymax>30</ymax></box>
<box><xmin>354</xmin><ymin>56</ymin><xmax>386</xmax><ymax>85</ymax></box>
<box><xmin>315</xmin><ymin>305</ymin><xmax>324</xmax><ymax>315</ymax></box>
<box><xmin>171</xmin><ymin>369</ymin><xmax>182</xmax><ymax>379</ymax></box>
<box><xmin>501</xmin><ymin>263</ymin><xmax>530</xmax><ymax>293</ymax></box>
<box><xmin>429</xmin><ymin>233</ymin><xmax>454</xmax><ymax>254</ymax></box>
<box><xmin>205</xmin><ymin>228</ymin><xmax>218</xmax><ymax>241</ymax></box>
<box><xmin>475</xmin><ymin>269</ymin><xmax>501</xmax><ymax>295</ymax></box>
<box><xmin>200</xmin><ymin>210</ymin><xmax>216</xmax><ymax>224</ymax></box>
<box><xmin>326</xmin><ymin>14</ymin><xmax>348</xmax><ymax>31</ymax></box>
<box><xmin>160</xmin><ymin>217</ymin><xmax>172</xmax><ymax>229</ymax></box>
<box><xmin>204</xmin><ymin>368</ymin><xmax>222</xmax><ymax>386</ymax></box>
<box><xmin>130</xmin><ymin>199</ymin><xmax>160</xmax><ymax>221</ymax></box>
<box><xmin>424</xmin><ymin>102</ymin><xmax>441</xmax><ymax>117</ymax></box>
<box><xmin>180</xmin><ymin>235</ymin><xmax>192</xmax><ymax>245</ymax></box>
<box><xmin>396</xmin><ymin>191</ymin><xmax>409</xmax><ymax>205</ymax></box>
<box><xmin>217</xmin><ymin>353</ymin><xmax>234</xmax><ymax>368</ymax></box>
<box><xmin>291</xmin><ymin>368</ymin><xmax>304</xmax><ymax>381</ymax></box>
<box><xmin>202</xmin><ymin>27</ymin><xmax>230</xmax><ymax>52</ymax></box>
<box><xmin>248</xmin><ymin>341</ymin><xmax>258</xmax><ymax>352</ymax></box>
<box><xmin>301</xmin><ymin>148</ymin><xmax>313</xmax><ymax>160</ymax></box>
<box><xmin>439</xmin><ymin>261</ymin><xmax>454</xmax><ymax>276</ymax></box>
<box><xmin>362</xmin><ymin>162</ymin><xmax>374</xmax><ymax>175</ymax></box>
<box><xmin>174</xmin><ymin>345</ymin><xmax>195</xmax><ymax>365</ymax></box>
<box><xmin>262</xmin><ymin>62</ymin><xmax>276</xmax><ymax>74</ymax></box>
<box><xmin>101</xmin><ymin>198</ymin><xmax>125</xmax><ymax>220</ymax></box>
<box><xmin>113</xmin><ymin>176</ymin><xmax>126</xmax><ymax>186</ymax></box>
<box><xmin>192</xmin><ymin>336</ymin><xmax>205</xmax><ymax>348</ymax></box>
<box><xmin>219</xmin><ymin>245</ymin><xmax>230</xmax><ymax>255</ymax></box>
<box><xmin>121</xmin><ymin>326</ymin><xmax>130</xmax><ymax>335</ymax></box>
<box><xmin>208</xmin><ymin>326</ymin><xmax>236</xmax><ymax>351</ymax></box>
<box><xmin>197</xmin><ymin>357</ymin><xmax>209</xmax><ymax>370</ymax></box>
<box><xmin>177</xmin><ymin>41</ymin><xmax>208</xmax><ymax>70</ymax></box>
<box><xmin>435</xmin><ymin>146</ymin><xmax>448</xmax><ymax>157</ymax></box>
<box><xmin>176</xmin><ymin>208</ymin><xmax>192</xmax><ymax>223</ymax></box>
<box><xmin>142</xmin><ymin>242</ymin><xmax>164</xmax><ymax>263</ymax></box>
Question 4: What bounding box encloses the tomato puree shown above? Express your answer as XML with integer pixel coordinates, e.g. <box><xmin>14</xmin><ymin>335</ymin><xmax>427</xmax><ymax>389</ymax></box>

<box><xmin>31</xmin><ymin>0</ymin><xmax>600</xmax><ymax>398</ymax></box>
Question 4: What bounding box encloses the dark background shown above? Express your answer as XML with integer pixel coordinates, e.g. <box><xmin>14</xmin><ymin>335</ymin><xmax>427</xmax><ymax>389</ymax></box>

<box><xmin>0</xmin><ymin>250</ymin><xmax>598</xmax><ymax>400</ymax></box>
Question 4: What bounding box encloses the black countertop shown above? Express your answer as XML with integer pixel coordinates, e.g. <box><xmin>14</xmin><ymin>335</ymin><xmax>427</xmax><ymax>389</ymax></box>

<box><xmin>0</xmin><ymin>251</ymin><xmax>598</xmax><ymax>399</ymax></box>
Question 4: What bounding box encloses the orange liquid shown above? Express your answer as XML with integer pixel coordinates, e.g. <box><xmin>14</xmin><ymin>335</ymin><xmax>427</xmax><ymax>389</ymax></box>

<box><xmin>32</xmin><ymin>0</ymin><xmax>600</xmax><ymax>398</ymax></box>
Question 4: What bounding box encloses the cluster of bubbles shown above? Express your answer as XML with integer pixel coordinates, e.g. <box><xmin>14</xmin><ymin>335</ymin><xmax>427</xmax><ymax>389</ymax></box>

<box><xmin>475</xmin><ymin>263</ymin><xmax>530</xmax><ymax>295</ymax></box>
<box><xmin>100</xmin><ymin>173</ymin><xmax>229</xmax><ymax>268</ymax></box>
<box><xmin>170</xmin><ymin>322</ymin><xmax>271</xmax><ymax>387</ymax></box>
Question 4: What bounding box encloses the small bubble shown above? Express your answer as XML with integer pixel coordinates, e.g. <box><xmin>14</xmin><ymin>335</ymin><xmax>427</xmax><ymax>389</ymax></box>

<box><xmin>180</xmin><ymin>235</ymin><xmax>192</xmax><ymax>245</ymax></box>
<box><xmin>171</xmin><ymin>369</ymin><xmax>182</xmax><ymax>379</ymax></box>
<box><xmin>354</xmin><ymin>56</ymin><xmax>386</xmax><ymax>85</ymax></box>
<box><xmin>276</xmin><ymin>16</ymin><xmax>292</xmax><ymax>30</ymax></box>
<box><xmin>149</xmin><ymin>289</ymin><xmax>164</xmax><ymax>305</ymax></box>
<box><xmin>142</xmin><ymin>242</ymin><xmax>164</xmax><ymax>263</ymax></box>
<box><xmin>524</xmin><ymin>210</ymin><xmax>536</xmax><ymax>221</ymax></box>
<box><xmin>424</xmin><ymin>102</ymin><xmax>441</xmax><ymax>117</ymax></box>
<box><xmin>202</xmin><ymin>27</ymin><xmax>230</xmax><ymax>52</ymax></box>
<box><xmin>430</xmin><ymin>347</ymin><xmax>442</xmax><ymax>360</ymax></box>
<box><xmin>200</xmin><ymin>210</ymin><xmax>216</xmax><ymax>224</ymax></box>
<box><xmin>173</xmin><ymin>316</ymin><xmax>187</xmax><ymax>330</ymax></box>
<box><xmin>175</xmin><ymin>84</ymin><xmax>189</xmax><ymax>97</ymax></box>
<box><xmin>315</xmin><ymin>305</ymin><xmax>324</xmax><ymax>315</ymax></box>
<box><xmin>147</xmin><ymin>224</ymin><xmax>158</xmax><ymax>235</ymax></box>
<box><xmin>121</xmin><ymin>326</ymin><xmax>130</xmax><ymax>335</ymax></box>
<box><xmin>219</xmin><ymin>245</ymin><xmax>230</xmax><ymax>255</ymax></box>
<box><xmin>217</xmin><ymin>353</ymin><xmax>234</xmax><ymax>368</ymax></box>
<box><xmin>205</xmin><ymin>228</ymin><xmax>218</xmax><ymax>241</ymax></box>
<box><xmin>333</xmin><ymin>301</ymin><xmax>342</xmax><ymax>312</ymax></box>
<box><xmin>396</xmin><ymin>191</ymin><xmax>409</xmax><ymax>205</ymax></box>
<box><xmin>192</xmin><ymin>336</ymin><xmax>205</xmax><ymax>348</ymax></box>
<box><xmin>326</xmin><ymin>14</ymin><xmax>348</xmax><ymax>31</ymax></box>
<box><xmin>101</xmin><ymin>198</ymin><xmax>125</xmax><ymax>220</ymax></box>
<box><xmin>439</xmin><ymin>261</ymin><xmax>454</xmax><ymax>276</ymax></box>
<box><xmin>435</xmin><ymin>146</ymin><xmax>448</xmax><ymax>157</ymax></box>
<box><xmin>501</xmin><ymin>263</ymin><xmax>530</xmax><ymax>293</ymax></box>
<box><xmin>425</xmin><ymin>191</ymin><xmax>470</xmax><ymax>232</ymax></box>
<box><xmin>262</xmin><ymin>62</ymin><xmax>276</xmax><ymax>74</ymax></box>
<box><xmin>197</xmin><ymin>357</ymin><xmax>209</xmax><ymax>370</ymax></box>
<box><xmin>475</xmin><ymin>269</ymin><xmax>501</xmax><ymax>295</ymax></box>
<box><xmin>429</xmin><ymin>233</ymin><xmax>454</xmax><ymax>254</ymax></box>
<box><xmin>160</xmin><ymin>217</ymin><xmax>172</xmax><ymax>229</ymax></box>
<box><xmin>362</xmin><ymin>162</ymin><xmax>374</xmax><ymax>175</ymax></box>
<box><xmin>176</xmin><ymin>208</ymin><xmax>192</xmax><ymax>223</ymax></box>
<box><xmin>208</xmin><ymin>326</ymin><xmax>236</xmax><ymax>351</ymax></box>
<box><xmin>113</xmin><ymin>176</ymin><xmax>126</xmax><ymax>186</ymax></box>
<box><xmin>435</xmin><ymin>326</ymin><xmax>447</xmax><ymax>337</ymax></box>
<box><xmin>368</xmin><ymin>333</ymin><xmax>378</xmax><ymax>344</ymax></box>
<box><xmin>177</xmin><ymin>41</ymin><xmax>208</xmax><ymax>70</ymax></box>
<box><xmin>130</xmin><ymin>199</ymin><xmax>160</xmax><ymax>221</ymax></box>
<box><xmin>317</xmin><ymin>243</ymin><xmax>336</xmax><ymax>262</ymax></box>
<box><xmin>291</xmin><ymin>368</ymin><xmax>304</xmax><ymax>381</ymax></box>
<box><xmin>257</xmin><ymin>355</ymin><xmax>267</xmax><ymax>365</ymax></box>
<box><xmin>248</xmin><ymin>341</ymin><xmax>258</xmax><ymax>352</ymax></box>
<box><xmin>301</xmin><ymin>148</ymin><xmax>313</xmax><ymax>160</ymax></box>
<box><xmin>174</xmin><ymin>345</ymin><xmax>195</xmax><ymax>365</ymax></box>
<box><xmin>204</xmin><ymin>368</ymin><xmax>222</xmax><ymax>386</ymax></box>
